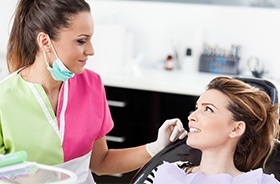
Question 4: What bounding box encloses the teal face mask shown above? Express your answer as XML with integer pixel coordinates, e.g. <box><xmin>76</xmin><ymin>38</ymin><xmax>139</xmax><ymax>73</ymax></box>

<box><xmin>46</xmin><ymin>58</ymin><xmax>74</xmax><ymax>82</ymax></box>
<box><xmin>43</xmin><ymin>35</ymin><xmax>74</xmax><ymax>82</ymax></box>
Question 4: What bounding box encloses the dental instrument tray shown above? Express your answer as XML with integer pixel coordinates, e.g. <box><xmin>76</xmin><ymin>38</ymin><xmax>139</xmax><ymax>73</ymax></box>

<box><xmin>198</xmin><ymin>54</ymin><xmax>240</xmax><ymax>75</ymax></box>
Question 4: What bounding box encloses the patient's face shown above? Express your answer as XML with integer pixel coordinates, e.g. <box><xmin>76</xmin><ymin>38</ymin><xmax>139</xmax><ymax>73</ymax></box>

<box><xmin>187</xmin><ymin>89</ymin><xmax>236</xmax><ymax>151</ymax></box>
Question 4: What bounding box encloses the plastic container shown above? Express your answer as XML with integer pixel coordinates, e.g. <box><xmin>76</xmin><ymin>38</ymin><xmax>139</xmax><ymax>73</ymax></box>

<box><xmin>0</xmin><ymin>162</ymin><xmax>77</xmax><ymax>184</ymax></box>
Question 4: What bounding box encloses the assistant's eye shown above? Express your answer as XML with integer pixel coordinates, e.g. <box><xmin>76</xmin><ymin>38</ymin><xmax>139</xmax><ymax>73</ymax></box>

<box><xmin>204</xmin><ymin>106</ymin><xmax>213</xmax><ymax>112</ymax></box>
<box><xmin>77</xmin><ymin>39</ymin><xmax>86</xmax><ymax>45</ymax></box>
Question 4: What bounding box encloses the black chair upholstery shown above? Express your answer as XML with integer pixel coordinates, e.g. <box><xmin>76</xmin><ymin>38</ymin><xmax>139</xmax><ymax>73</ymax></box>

<box><xmin>234</xmin><ymin>76</ymin><xmax>278</xmax><ymax>105</ymax></box>
<box><xmin>130</xmin><ymin>137</ymin><xmax>201</xmax><ymax>184</ymax></box>
<box><xmin>130</xmin><ymin>77</ymin><xmax>280</xmax><ymax>183</ymax></box>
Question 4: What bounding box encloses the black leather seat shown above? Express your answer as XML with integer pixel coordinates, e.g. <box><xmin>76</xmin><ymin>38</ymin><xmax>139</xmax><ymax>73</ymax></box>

<box><xmin>130</xmin><ymin>77</ymin><xmax>280</xmax><ymax>183</ymax></box>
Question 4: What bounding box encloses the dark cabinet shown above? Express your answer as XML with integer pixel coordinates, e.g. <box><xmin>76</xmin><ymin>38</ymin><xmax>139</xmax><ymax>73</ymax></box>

<box><xmin>104</xmin><ymin>86</ymin><xmax>155</xmax><ymax>148</ymax></box>
<box><xmin>158</xmin><ymin>92</ymin><xmax>198</xmax><ymax>131</ymax></box>
<box><xmin>93</xmin><ymin>86</ymin><xmax>197</xmax><ymax>183</ymax></box>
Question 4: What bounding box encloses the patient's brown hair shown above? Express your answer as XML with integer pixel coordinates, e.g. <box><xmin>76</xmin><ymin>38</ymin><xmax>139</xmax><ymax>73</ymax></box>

<box><xmin>207</xmin><ymin>76</ymin><xmax>279</xmax><ymax>172</ymax></box>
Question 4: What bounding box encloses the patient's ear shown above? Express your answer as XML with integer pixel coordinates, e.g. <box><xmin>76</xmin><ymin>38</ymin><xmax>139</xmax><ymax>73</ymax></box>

<box><xmin>229</xmin><ymin>121</ymin><xmax>246</xmax><ymax>138</ymax></box>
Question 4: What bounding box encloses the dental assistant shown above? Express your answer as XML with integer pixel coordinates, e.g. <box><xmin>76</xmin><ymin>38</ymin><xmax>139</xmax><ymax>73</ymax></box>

<box><xmin>0</xmin><ymin>0</ymin><xmax>187</xmax><ymax>183</ymax></box>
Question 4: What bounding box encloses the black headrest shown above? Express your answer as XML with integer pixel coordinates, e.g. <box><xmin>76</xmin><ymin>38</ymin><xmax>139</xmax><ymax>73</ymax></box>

<box><xmin>234</xmin><ymin>76</ymin><xmax>278</xmax><ymax>105</ymax></box>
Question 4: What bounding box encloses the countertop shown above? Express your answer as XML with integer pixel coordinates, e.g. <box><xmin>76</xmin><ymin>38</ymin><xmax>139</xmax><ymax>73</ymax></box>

<box><xmin>90</xmin><ymin>64</ymin><xmax>280</xmax><ymax>97</ymax></box>
<box><xmin>91</xmin><ymin>66</ymin><xmax>227</xmax><ymax>96</ymax></box>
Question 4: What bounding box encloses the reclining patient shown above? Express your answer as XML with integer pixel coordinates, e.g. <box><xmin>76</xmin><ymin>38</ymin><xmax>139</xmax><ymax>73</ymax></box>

<box><xmin>146</xmin><ymin>76</ymin><xmax>280</xmax><ymax>184</ymax></box>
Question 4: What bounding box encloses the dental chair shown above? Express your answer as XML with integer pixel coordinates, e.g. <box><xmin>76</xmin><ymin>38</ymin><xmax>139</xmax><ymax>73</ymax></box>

<box><xmin>130</xmin><ymin>77</ymin><xmax>280</xmax><ymax>183</ymax></box>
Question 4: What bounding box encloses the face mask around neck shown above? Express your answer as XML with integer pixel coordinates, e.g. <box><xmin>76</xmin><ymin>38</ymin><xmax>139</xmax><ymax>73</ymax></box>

<box><xmin>44</xmin><ymin>35</ymin><xmax>74</xmax><ymax>82</ymax></box>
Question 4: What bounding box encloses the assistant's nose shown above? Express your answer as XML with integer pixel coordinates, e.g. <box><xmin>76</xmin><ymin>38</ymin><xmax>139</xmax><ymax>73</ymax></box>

<box><xmin>85</xmin><ymin>41</ymin><xmax>94</xmax><ymax>56</ymax></box>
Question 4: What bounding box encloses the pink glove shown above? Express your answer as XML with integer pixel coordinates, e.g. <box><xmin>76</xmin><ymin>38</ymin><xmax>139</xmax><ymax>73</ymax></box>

<box><xmin>146</xmin><ymin>118</ymin><xmax>188</xmax><ymax>157</ymax></box>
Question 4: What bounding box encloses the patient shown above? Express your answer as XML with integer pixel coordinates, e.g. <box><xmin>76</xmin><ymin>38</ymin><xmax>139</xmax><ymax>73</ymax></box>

<box><xmin>146</xmin><ymin>76</ymin><xmax>280</xmax><ymax>184</ymax></box>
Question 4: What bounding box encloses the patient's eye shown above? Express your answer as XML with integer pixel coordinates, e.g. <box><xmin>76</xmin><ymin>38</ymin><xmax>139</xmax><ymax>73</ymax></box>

<box><xmin>204</xmin><ymin>106</ymin><xmax>213</xmax><ymax>113</ymax></box>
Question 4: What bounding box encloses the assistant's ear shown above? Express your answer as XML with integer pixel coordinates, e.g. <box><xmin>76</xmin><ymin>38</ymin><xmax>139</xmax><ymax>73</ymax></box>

<box><xmin>229</xmin><ymin>121</ymin><xmax>246</xmax><ymax>138</ymax></box>
<box><xmin>37</xmin><ymin>32</ymin><xmax>51</xmax><ymax>52</ymax></box>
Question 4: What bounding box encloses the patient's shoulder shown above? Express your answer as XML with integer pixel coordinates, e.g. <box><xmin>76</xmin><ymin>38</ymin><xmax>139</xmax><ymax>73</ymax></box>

<box><xmin>144</xmin><ymin>161</ymin><xmax>195</xmax><ymax>184</ymax></box>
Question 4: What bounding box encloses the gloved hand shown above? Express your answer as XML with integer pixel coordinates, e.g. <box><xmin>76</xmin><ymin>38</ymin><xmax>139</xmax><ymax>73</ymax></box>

<box><xmin>146</xmin><ymin>118</ymin><xmax>188</xmax><ymax>157</ymax></box>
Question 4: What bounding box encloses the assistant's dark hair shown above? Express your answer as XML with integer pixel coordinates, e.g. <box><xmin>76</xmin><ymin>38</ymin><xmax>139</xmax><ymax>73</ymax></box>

<box><xmin>7</xmin><ymin>0</ymin><xmax>91</xmax><ymax>73</ymax></box>
<box><xmin>207</xmin><ymin>76</ymin><xmax>279</xmax><ymax>172</ymax></box>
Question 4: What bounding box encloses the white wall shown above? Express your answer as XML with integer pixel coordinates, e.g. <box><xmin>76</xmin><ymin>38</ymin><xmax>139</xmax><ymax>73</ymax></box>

<box><xmin>0</xmin><ymin>1</ymin><xmax>17</xmax><ymax>54</ymax></box>
<box><xmin>90</xmin><ymin>0</ymin><xmax>280</xmax><ymax>79</ymax></box>
<box><xmin>0</xmin><ymin>0</ymin><xmax>17</xmax><ymax>78</ymax></box>
<box><xmin>1</xmin><ymin>0</ymin><xmax>280</xmax><ymax>80</ymax></box>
